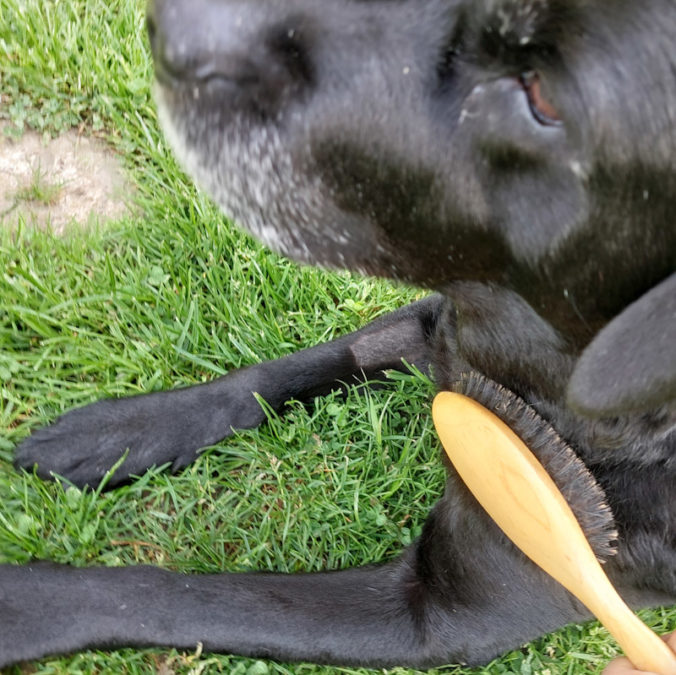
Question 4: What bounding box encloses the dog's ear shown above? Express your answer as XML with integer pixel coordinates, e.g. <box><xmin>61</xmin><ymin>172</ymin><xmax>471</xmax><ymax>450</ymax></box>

<box><xmin>567</xmin><ymin>274</ymin><xmax>676</xmax><ymax>416</ymax></box>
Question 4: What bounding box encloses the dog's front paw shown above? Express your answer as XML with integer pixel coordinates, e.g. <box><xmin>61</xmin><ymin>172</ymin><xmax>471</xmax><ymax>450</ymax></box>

<box><xmin>14</xmin><ymin>391</ymin><xmax>209</xmax><ymax>488</ymax></box>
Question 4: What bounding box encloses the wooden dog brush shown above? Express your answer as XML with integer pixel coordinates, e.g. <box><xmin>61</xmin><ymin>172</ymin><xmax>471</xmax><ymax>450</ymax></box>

<box><xmin>432</xmin><ymin>373</ymin><xmax>676</xmax><ymax>675</ymax></box>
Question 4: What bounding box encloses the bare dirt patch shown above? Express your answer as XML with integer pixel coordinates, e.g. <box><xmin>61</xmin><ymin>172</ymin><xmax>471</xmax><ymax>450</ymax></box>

<box><xmin>0</xmin><ymin>124</ymin><xmax>132</xmax><ymax>234</ymax></box>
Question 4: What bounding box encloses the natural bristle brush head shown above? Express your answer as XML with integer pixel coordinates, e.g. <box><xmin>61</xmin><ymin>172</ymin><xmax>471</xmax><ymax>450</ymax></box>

<box><xmin>451</xmin><ymin>371</ymin><xmax>618</xmax><ymax>561</ymax></box>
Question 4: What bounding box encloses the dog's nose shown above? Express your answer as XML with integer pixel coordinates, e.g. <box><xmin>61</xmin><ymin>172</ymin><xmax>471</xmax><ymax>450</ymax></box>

<box><xmin>147</xmin><ymin>0</ymin><xmax>314</xmax><ymax>109</ymax></box>
<box><xmin>147</xmin><ymin>0</ymin><xmax>253</xmax><ymax>83</ymax></box>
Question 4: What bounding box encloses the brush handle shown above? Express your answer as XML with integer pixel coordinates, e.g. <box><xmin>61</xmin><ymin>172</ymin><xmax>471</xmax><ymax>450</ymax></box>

<box><xmin>433</xmin><ymin>392</ymin><xmax>676</xmax><ymax>675</ymax></box>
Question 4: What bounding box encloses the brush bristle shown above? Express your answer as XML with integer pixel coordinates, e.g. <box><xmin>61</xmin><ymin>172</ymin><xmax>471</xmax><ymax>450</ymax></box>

<box><xmin>451</xmin><ymin>371</ymin><xmax>618</xmax><ymax>562</ymax></box>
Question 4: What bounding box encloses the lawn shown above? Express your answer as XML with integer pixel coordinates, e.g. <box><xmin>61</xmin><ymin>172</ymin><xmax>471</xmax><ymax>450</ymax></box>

<box><xmin>0</xmin><ymin>1</ymin><xmax>673</xmax><ymax>673</ymax></box>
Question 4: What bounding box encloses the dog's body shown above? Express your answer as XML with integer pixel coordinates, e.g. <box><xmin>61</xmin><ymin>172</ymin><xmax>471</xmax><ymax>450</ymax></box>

<box><xmin>1</xmin><ymin>0</ymin><xmax>675</xmax><ymax>668</ymax></box>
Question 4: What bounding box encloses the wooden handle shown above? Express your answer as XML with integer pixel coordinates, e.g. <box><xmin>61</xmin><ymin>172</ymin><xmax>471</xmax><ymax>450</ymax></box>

<box><xmin>433</xmin><ymin>391</ymin><xmax>676</xmax><ymax>675</ymax></box>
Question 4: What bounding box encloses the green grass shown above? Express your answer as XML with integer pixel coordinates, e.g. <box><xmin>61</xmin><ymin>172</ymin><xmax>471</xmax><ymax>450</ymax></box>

<box><xmin>0</xmin><ymin>1</ymin><xmax>673</xmax><ymax>673</ymax></box>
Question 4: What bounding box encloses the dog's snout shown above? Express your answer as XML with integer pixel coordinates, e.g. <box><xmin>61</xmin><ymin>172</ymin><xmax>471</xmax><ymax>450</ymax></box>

<box><xmin>148</xmin><ymin>0</ymin><xmax>314</xmax><ymax>111</ymax></box>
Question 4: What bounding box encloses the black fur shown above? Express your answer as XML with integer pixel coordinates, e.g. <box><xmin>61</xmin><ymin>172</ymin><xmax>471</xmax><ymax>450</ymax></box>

<box><xmin>2</xmin><ymin>0</ymin><xmax>675</xmax><ymax>668</ymax></box>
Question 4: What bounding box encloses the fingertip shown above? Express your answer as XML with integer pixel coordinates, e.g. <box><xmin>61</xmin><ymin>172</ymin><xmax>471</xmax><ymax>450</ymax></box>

<box><xmin>602</xmin><ymin>656</ymin><xmax>658</xmax><ymax>675</ymax></box>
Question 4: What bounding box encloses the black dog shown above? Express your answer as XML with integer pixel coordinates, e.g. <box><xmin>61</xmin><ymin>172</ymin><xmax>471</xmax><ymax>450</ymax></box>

<box><xmin>2</xmin><ymin>0</ymin><xmax>675</xmax><ymax>669</ymax></box>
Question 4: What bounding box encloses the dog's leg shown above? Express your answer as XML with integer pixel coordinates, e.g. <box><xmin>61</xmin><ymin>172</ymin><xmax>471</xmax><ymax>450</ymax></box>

<box><xmin>14</xmin><ymin>295</ymin><xmax>442</xmax><ymax>487</ymax></box>
<box><xmin>0</xmin><ymin>499</ymin><xmax>598</xmax><ymax>669</ymax></box>
<box><xmin>3</xmin><ymin>492</ymin><xmax>670</xmax><ymax>669</ymax></box>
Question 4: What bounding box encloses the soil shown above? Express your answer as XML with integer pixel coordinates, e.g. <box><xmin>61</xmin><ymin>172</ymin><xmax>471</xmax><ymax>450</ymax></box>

<box><xmin>0</xmin><ymin>124</ymin><xmax>132</xmax><ymax>234</ymax></box>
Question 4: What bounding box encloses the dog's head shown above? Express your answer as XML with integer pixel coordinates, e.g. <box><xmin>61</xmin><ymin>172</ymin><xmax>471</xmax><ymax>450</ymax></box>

<box><xmin>148</xmin><ymin>0</ymin><xmax>675</xmax><ymax>414</ymax></box>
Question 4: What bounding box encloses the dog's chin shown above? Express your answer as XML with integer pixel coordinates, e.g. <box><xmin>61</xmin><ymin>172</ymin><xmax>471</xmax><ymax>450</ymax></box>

<box><xmin>154</xmin><ymin>83</ymin><xmax>409</xmax><ymax>279</ymax></box>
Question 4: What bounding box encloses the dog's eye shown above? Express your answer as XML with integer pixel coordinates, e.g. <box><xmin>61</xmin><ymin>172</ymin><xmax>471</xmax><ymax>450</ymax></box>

<box><xmin>520</xmin><ymin>71</ymin><xmax>561</xmax><ymax>126</ymax></box>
